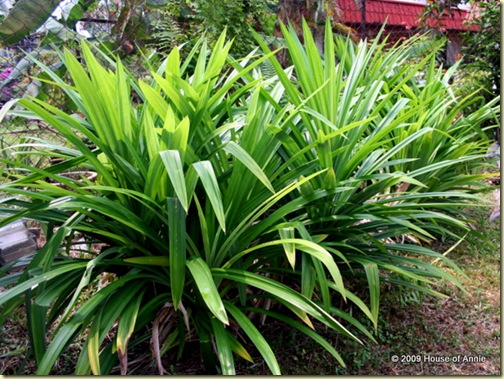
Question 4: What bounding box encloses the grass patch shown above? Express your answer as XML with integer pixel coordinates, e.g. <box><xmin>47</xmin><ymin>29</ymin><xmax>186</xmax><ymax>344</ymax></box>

<box><xmin>303</xmin><ymin>194</ymin><xmax>500</xmax><ymax>375</ymax></box>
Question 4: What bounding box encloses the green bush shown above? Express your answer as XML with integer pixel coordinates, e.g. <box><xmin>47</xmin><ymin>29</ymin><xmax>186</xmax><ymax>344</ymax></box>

<box><xmin>143</xmin><ymin>0</ymin><xmax>277</xmax><ymax>59</ymax></box>
<box><xmin>461</xmin><ymin>0</ymin><xmax>501</xmax><ymax>139</ymax></box>
<box><xmin>463</xmin><ymin>0</ymin><xmax>501</xmax><ymax>99</ymax></box>
<box><xmin>0</xmin><ymin>22</ymin><xmax>499</xmax><ymax>375</ymax></box>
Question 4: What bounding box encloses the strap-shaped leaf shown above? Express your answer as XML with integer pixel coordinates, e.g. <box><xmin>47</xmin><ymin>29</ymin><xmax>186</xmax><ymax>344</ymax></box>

<box><xmin>210</xmin><ymin>317</ymin><xmax>235</xmax><ymax>375</ymax></box>
<box><xmin>173</xmin><ymin>117</ymin><xmax>190</xmax><ymax>158</ymax></box>
<box><xmin>362</xmin><ymin>263</ymin><xmax>380</xmax><ymax>328</ymax></box>
<box><xmin>224</xmin><ymin>238</ymin><xmax>346</xmax><ymax>301</ymax></box>
<box><xmin>212</xmin><ymin>268</ymin><xmax>359</xmax><ymax>343</ymax></box>
<box><xmin>316</xmin><ymin>129</ymin><xmax>333</xmax><ymax>170</ymax></box>
<box><xmin>160</xmin><ymin>150</ymin><xmax>189</xmax><ymax>212</ymax></box>
<box><xmin>223</xmin><ymin>141</ymin><xmax>274</xmax><ymax>193</ymax></box>
<box><xmin>36</xmin><ymin>276</ymin><xmax>147</xmax><ymax>374</ymax></box>
<box><xmin>87</xmin><ymin>308</ymin><xmax>102</xmax><ymax>375</ymax></box>
<box><xmin>192</xmin><ymin>161</ymin><xmax>226</xmax><ymax>233</ymax></box>
<box><xmin>186</xmin><ymin>258</ymin><xmax>229</xmax><ymax>325</ymax></box>
<box><xmin>225</xmin><ymin>302</ymin><xmax>281</xmax><ymax>375</ymax></box>
<box><xmin>116</xmin><ymin>290</ymin><xmax>144</xmax><ymax>374</ymax></box>
<box><xmin>226</xmin><ymin>330</ymin><xmax>253</xmax><ymax>363</ymax></box>
<box><xmin>0</xmin><ymin>262</ymin><xmax>88</xmax><ymax>307</ymax></box>
<box><xmin>167</xmin><ymin>197</ymin><xmax>187</xmax><ymax>310</ymax></box>
<box><xmin>245</xmin><ymin>307</ymin><xmax>347</xmax><ymax>369</ymax></box>
<box><xmin>123</xmin><ymin>256</ymin><xmax>169</xmax><ymax>266</ymax></box>
<box><xmin>75</xmin><ymin>283</ymin><xmax>146</xmax><ymax>375</ymax></box>
<box><xmin>56</xmin><ymin>249</ymin><xmax>120</xmax><ymax>330</ymax></box>
<box><xmin>279</xmin><ymin>227</ymin><xmax>296</xmax><ymax>269</ymax></box>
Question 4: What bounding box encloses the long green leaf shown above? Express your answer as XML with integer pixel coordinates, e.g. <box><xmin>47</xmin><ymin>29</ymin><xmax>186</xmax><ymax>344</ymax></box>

<box><xmin>210</xmin><ymin>317</ymin><xmax>235</xmax><ymax>375</ymax></box>
<box><xmin>0</xmin><ymin>262</ymin><xmax>88</xmax><ymax>307</ymax></box>
<box><xmin>192</xmin><ymin>161</ymin><xmax>226</xmax><ymax>233</ymax></box>
<box><xmin>116</xmin><ymin>289</ymin><xmax>145</xmax><ymax>374</ymax></box>
<box><xmin>224</xmin><ymin>302</ymin><xmax>281</xmax><ymax>375</ymax></box>
<box><xmin>160</xmin><ymin>150</ymin><xmax>189</xmax><ymax>212</ymax></box>
<box><xmin>224</xmin><ymin>238</ymin><xmax>345</xmax><ymax>300</ymax></box>
<box><xmin>244</xmin><ymin>307</ymin><xmax>347</xmax><ymax>368</ymax></box>
<box><xmin>279</xmin><ymin>227</ymin><xmax>296</xmax><ymax>269</ymax></box>
<box><xmin>88</xmin><ymin>306</ymin><xmax>102</xmax><ymax>375</ymax></box>
<box><xmin>212</xmin><ymin>268</ymin><xmax>359</xmax><ymax>343</ymax></box>
<box><xmin>186</xmin><ymin>258</ymin><xmax>229</xmax><ymax>325</ymax></box>
<box><xmin>36</xmin><ymin>276</ymin><xmax>147</xmax><ymax>375</ymax></box>
<box><xmin>363</xmin><ymin>263</ymin><xmax>380</xmax><ymax>328</ymax></box>
<box><xmin>167</xmin><ymin>197</ymin><xmax>187</xmax><ymax>310</ymax></box>
<box><xmin>223</xmin><ymin>142</ymin><xmax>274</xmax><ymax>193</ymax></box>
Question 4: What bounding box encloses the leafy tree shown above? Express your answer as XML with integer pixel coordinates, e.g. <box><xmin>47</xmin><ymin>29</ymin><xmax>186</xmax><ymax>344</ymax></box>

<box><xmin>95</xmin><ymin>0</ymin><xmax>278</xmax><ymax>56</ymax></box>
<box><xmin>191</xmin><ymin>0</ymin><xmax>277</xmax><ymax>55</ymax></box>
<box><xmin>463</xmin><ymin>0</ymin><xmax>500</xmax><ymax>99</ymax></box>
<box><xmin>421</xmin><ymin>0</ymin><xmax>469</xmax><ymax>23</ymax></box>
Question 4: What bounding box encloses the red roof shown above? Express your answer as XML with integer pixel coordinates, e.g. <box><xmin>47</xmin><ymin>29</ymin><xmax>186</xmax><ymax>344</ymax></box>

<box><xmin>338</xmin><ymin>0</ymin><xmax>478</xmax><ymax>31</ymax></box>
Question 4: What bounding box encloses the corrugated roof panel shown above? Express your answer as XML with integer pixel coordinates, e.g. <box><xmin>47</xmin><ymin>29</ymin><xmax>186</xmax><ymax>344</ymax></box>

<box><xmin>338</xmin><ymin>0</ymin><xmax>478</xmax><ymax>31</ymax></box>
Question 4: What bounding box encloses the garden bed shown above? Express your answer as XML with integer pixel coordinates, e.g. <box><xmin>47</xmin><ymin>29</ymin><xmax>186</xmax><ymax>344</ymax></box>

<box><xmin>0</xmin><ymin>197</ymin><xmax>499</xmax><ymax>375</ymax></box>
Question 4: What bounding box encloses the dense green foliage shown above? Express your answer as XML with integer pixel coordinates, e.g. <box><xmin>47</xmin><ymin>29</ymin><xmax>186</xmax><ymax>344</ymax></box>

<box><xmin>110</xmin><ymin>0</ymin><xmax>277</xmax><ymax>57</ymax></box>
<box><xmin>189</xmin><ymin>0</ymin><xmax>276</xmax><ymax>55</ymax></box>
<box><xmin>462</xmin><ymin>1</ymin><xmax>501</xmax><ymax>105</ymax></box>
<box><xmin>0</xmin><ymin>23</ymin><xmax>500</xmax><ymax>374</ymax></box>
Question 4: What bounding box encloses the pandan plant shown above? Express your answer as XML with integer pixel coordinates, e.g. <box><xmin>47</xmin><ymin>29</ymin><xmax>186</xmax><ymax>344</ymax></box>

<box><xmin>0</xmin><ymin>22</ymin><xmax>499</xmax><ymax>374</ymax></box>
